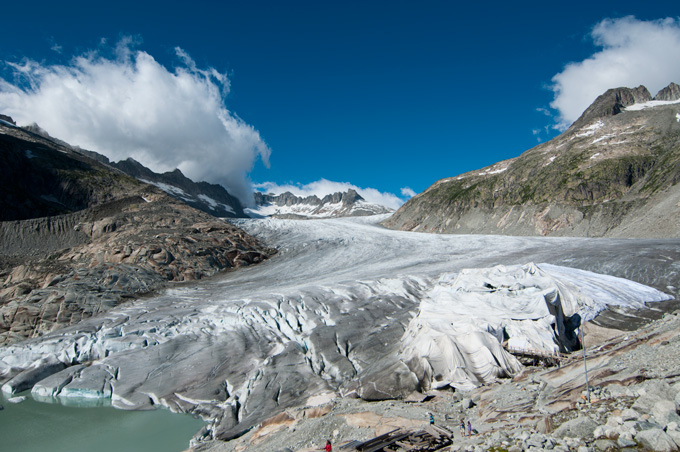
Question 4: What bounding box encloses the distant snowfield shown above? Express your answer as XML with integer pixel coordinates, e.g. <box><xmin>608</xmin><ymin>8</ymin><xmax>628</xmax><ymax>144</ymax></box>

<box><xmin>0</xmin><ymin>216</ymin><xmax>677</xmax><ymax>437</ymax></box>
<box><xmin>625</xmin><ymin>99</ymin><xmax>680</xmax><ymax>111</ymax></box>
<box><xmin>245</xmin><ymin>199</ymin><xmax>391</xmax><ymax>219</ymax></box>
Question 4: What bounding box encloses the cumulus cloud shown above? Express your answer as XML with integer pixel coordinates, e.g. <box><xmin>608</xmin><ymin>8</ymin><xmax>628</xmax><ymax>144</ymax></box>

<box><xmin>254</xmin><ymin>179</ymin><xmax>408</xmax><ymax>210</ymax></box>
<box><xmin>0</xmin><ymin>39</ymin><xmax>270</xmax><ymax>204</ymax></box>
<box><xmin>550</xmin><ymin>16</ymin><xmax>680</xmax><ymax>130</ymax></box>
<box><xmin>400</xmin><ymin>187</ymin><xmax>417</xmax><ymax>198</ymax></box>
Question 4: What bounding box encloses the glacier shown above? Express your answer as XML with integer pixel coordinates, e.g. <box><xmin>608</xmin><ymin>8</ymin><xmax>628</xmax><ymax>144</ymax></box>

<box><xmin>0</xmin><ymin>215</ymin><xmax>676</xmax><ymax>440</ymax></box>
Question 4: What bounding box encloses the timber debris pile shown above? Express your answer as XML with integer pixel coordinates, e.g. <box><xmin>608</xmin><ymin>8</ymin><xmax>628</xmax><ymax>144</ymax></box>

<box><xmin>340</xmin><ymin>425</ymin><xmax>455</xmax><ymax>452</ymax></box>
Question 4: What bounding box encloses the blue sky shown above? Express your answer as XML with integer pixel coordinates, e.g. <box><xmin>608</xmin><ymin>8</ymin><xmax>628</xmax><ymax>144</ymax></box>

<box><xmin>1</xmin><ymin>1</ymin><xmax>679</xmax><ymax>208</ymax></box>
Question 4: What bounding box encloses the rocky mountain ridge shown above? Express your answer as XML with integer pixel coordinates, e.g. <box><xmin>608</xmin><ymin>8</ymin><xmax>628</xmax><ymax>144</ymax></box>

<box><xmin>12</xmin><ymin>119</ymin><xmax>393</xmax><ymax>221</ymax></box>
<box><xmin>0</xmin><ymin>117</ymin><xmax>275</xmax><ymax>344</ymax></box>
<box><xmin>111</xmin><ymin>158</ymin><xmax>247</xmax><ymax>218</ymax></box>
<box><xmin>383</xmin><ymin>82</ymin><xmax>680</xmax><ymax>238</ymax></box>
<box><xmin>5</xmin><ymin>121</ymin><xmax>249</xmax><ymax>219</ymax></box>
<box><xmin>249</xmin><ymin>189</ymin><xmax>393</xmax><ymax>219</ymax></box>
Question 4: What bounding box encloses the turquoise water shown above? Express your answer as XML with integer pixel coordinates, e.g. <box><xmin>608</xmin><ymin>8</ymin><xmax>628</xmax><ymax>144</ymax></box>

<box><xmin>0</xmin><ymin>393</ymin><xmax>206</xmax><ymax>452</ymax></box>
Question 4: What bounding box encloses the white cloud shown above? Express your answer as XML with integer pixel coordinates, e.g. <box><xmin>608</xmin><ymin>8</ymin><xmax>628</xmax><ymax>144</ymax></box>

<box><xmin>400</xmin><ymin>187</ymin><xmax>416</xmax><ymax>198</ymax></box>
<box><xmin>254</xmin><ymin>179</ymin><xmax>407</xmax><ymax>210</ymax></box>
<box><xmin>0</xmin><ymin>39</ymin><xmax>270</xmax><ymax>204</ymax></box>
<box><xmin>549</xmin><ymin>16</ymin><xmax>680</xmax><ymax>130</ymax></box>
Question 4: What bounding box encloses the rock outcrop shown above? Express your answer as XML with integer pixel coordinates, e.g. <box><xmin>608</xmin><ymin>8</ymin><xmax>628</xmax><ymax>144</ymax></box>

<box><xmin>0</xmin><ymin>117</ymin><xmax>275</xmax><ymax>344</ymax></box>
<box><xmin>383</xmin><ymin>83</ymin><xmax>680</xmax><ymax>238</ymax></box>
<box><xmin>571</xmin><ymin>85</ymin><xmax>652</xmax><ymax>130</ymax></box>
<box><xmin>655</xmin><ymin>82</ymin><xmax>680</xmax><ymax>101</ymax></box>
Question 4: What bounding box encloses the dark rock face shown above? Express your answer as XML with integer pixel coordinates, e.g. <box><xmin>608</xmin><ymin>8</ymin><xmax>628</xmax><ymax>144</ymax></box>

<box><xmin>5</xmin><ymin>121</ymin><xmax>247</xmax><ymax>219</ymax></box>
<box><xmin>0</xmin><ymin>120</ymin><xmax>275</xmax><ymax>344</ymax></box>
<box><xmin>571</xmin><ymin>85</ymin><xmax>651</xmax><ymax>130</ymax></box>
<box><xmin>0</xmin><ymin>125</ymin><xmax>142</xmax><ymax>221</ymax></box>
<box><xmin>383</xmin><ymin>83</ymin><xmax>680</xmax><ymax>238</ymax></box>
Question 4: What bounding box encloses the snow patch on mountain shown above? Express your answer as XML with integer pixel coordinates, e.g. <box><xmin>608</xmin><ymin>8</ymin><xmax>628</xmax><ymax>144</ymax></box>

<box><xmin>625</xmin><ymin>99</ymin><xmax>680</xmax><ymax>111</ymax></box>
<box><xmin>248</xmin><ymin>189</ymin><xmax>393</xmax><ymax>219</ymax></box>
<box><xmin>140</xmin><ymin>179</ymin><xmax>190</xmax><ymax>199</ymax></box>
<box><xmin>197</xmin><ymin>194</ymin><xmax>235</xmax><ymax>214</ymax></box>
<box><xmin>575</xmin><ymin>120</ymin><xmax>604</xmax><ymax>138</ymax></box>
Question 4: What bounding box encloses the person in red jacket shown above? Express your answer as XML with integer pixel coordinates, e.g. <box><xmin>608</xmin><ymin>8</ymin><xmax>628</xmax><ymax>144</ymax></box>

<box><xmin>325</xmin><ymin>440</ymin><xmax>332</xmax><ymax>451</ymax></box>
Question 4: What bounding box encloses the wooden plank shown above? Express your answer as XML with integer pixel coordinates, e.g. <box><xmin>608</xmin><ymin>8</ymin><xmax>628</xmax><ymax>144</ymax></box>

<box><xmin>424</xmin><ymin>425</ymin><xmax>441</xmax><ymax>439</ymax></box>
<box><xmin>361</xmin><ymin>433</ymin><xmax>410</xmax><ymax>452</ymax></box>
<box><xmin>338</xmin><ymin>440</ymin><xmax>363</xmax><ymax>450</ymax></box>
<box><xmin>431</xmin><ymin>425</ymin><xmax>453</xmax><ymax>438</ymax></box>
<box><xmin>356</xmin><ymin>429</ymin><xmax>401</xmax><ymax>450</ymax></box>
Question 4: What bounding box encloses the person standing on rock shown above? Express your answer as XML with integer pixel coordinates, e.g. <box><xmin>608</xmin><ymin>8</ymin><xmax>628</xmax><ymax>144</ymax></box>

<box><xmin>429</xmin><ymin>412</ymin><xmax>434</xmax><ymax>425</ymax></box>
<box><xmin>324</xmin><ymin>440</ymin><xmax>332</xmax><ymax>451</ymax></box>
<box><xmin>467</xmin><ymin>420</ymin><xmax>472</xmax><ymax>437</ymax></box>
<box><xmin>460</xmin><ymin>419</ymin><xmax>465</xmax><ymax>437</ymax></box>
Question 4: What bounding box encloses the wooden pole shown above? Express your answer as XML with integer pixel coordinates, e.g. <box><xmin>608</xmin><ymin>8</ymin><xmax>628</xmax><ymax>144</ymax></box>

<box><xmin>580</xmin><ymin>322</ymin><xmax>590</xmax><ymax>403</ymax></box>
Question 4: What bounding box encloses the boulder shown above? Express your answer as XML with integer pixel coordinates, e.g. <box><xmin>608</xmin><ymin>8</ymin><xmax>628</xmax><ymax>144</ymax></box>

<box><xmin>668</xmin><ymin>430</ymin><xmax>680</xmax><ymax>451</ymax></box>
<box><xmin>526</xmin><ymin>433</ymin><xmax>548</xmax><ymax>448</ymax></box>
<box><xmin>633</xmin><ymin>381</ymin><xmax>676</xmax><ymax>412</ymax></box>
<box><xmin>653</xmin><ymin>400</ymin><xmax>680</xmax><ymax>425</ymax></box>
<box><xmin>617</xmin><ymin>436</ymin><xmax>637</xmax><ymax>448</ymax></box>
<box><xmin>594</xmin><ymin>439</ymin><xmax>617</xmax><ymax>451</ymax></box>
<box><xmin>461</xmin><ymin>398</ymin><xmax>474</xmax><ymax>409</ymax></box>
<box><xmin>594</xmin><ymin>425</ymin><xmax>618</xmax><ymax>439</ymax></box>
<box><xmin>621</xmin><ymin>408</ymin><xmax>640</xmax><ymax>421</ymax></box>
<box><xmin>635</xmin><ymin>429</ymin><xmax>678</xmax><ymax>452</ymax></box>
<box><xmin>553</xmin><ymin>415</ymin><xmax>599</xmax><ymax>439</ymax></box>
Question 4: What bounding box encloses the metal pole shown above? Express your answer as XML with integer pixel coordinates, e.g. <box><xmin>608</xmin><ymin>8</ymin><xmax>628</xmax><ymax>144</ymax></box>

<box><xmin>580</xmin><ymin>322</ymin><xmax>590</xmax><ymax>403</ymax></box>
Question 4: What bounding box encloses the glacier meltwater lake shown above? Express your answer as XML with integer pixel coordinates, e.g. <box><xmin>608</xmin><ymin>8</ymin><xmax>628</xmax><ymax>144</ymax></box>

<box><xmin>0</xmin><ymin>393</ymin><xmax>205</xmax><ymax>452</ymax></box>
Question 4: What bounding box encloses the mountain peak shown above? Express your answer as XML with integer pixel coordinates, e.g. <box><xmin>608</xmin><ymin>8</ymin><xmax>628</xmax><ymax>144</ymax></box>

<box><xmin>571</xmin><ymin>85</ymin><xmax>652</xmax><ymax>129</ymax></box>
<box><xmin>653</xmin><ymin>82</ymin><xmax>680</xmax><ymax>101</ymax></box>
<box><xmin>250</xmin><ymin>189</ymin><xmax>391</xmax><ymax>219</ymax></box>
<box><xmin>384</xmin><ymin>82</ymin><xmax>680</xmax><ymax>238</ymax></box>
<box><xmin>0</xmin><ymin>114</ymin><xmax>16</xmax><ymax>125</ymax></box>
<box><xmin>111</xmin><ymin>159</ymin><xmax>245</xmax><ymax>218</ymax></box>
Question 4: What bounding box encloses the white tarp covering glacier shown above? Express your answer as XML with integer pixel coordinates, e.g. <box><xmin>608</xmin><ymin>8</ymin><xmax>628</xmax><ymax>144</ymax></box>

<box><xmin>399</xmin><ymin>262</ymin><xmax>669</xmax><ymax>391</ymax></box>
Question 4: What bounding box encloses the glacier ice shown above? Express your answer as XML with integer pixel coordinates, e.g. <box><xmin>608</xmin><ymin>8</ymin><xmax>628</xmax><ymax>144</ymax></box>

<box><xmin>0</xmin><ymin>216</ymin><xmax>675</xmax><ymax>439</ymax></box>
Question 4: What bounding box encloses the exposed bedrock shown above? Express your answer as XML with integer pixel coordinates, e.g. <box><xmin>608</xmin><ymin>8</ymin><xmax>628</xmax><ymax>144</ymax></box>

<box><xmin>0</xmin><ymin>193</ymin><xmax>275</xmax><ymax>345</ymax></box>
<box><xmin>0</xmin><ymin>120</ymin><xmax>275</xmax><ymax>345</ymax></box>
